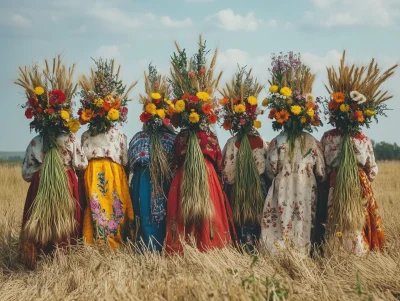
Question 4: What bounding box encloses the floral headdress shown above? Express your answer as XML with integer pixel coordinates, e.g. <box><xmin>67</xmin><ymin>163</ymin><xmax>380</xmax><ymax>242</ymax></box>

<box><xmin>78</xmin><ymin>58</ymin><xmax>137</xmax><ymax>136</ymax></box>
<box><xmin>324</xmin><ymin>51</ymin><xmax>397</xmax><ymax>237</ymax></box>
<box><xmin>15</xmin><ymin>55</ymin><xmax>80</xmax><ymax>250</ymax></box>
<box><xmin>168</xmin><ymin>35</ymin><xmax>221</xmax><ymax>132</ymax></box>
<box><xmin>266</xmin><ymin>51</ymin><xmax>322</xmax><ymax>154</ymax></box>
<box><xmin>219</xmin><ymin>66</ymin><xmax>265</xmax><ymax>225</ymax></box>
<box><xmin>139</xmin><ymin>63</ymin><xmax>175</xmax><ymax>195</ymax></box>
<box><xmin>219</xmin><ymin>66</ymin><xmax>264</xmax><ymax>136</ymax></box>
<box><xmin>16</xmin><ymin>55</ymin><xmax>80</xmax><ymax>150</ymax></box>
<box><xmin>167</xmin><ymin>35</ymin><xmax>222</xmax><ymax>225</ymax></box>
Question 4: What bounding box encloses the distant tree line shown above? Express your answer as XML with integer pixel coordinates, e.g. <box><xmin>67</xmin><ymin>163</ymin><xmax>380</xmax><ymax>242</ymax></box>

<box><xmin>372</xmin><ymin>140</ymin><xmax>400</xmax><ymax>160</ymax></box>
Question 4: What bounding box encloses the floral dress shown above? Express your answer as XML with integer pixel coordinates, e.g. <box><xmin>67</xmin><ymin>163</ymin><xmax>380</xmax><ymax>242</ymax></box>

<box><xmin>82</xmin><ymin>127</ymin><xmax>135</xmax><ymax>249</ymax></box>
<box><xmin>321</xmin><ymin>129</ymin><xmax>385</xmax><ymax>255</ymax></box>
<box><xmin>128</xmin><ymin>130</ymin><xmax>176</xmax><ymax>252</ymax></box>
<box><xmin>261</xmin><ymin>131</ymin><xmax>326</xmax><ymax>254</ymax></box>
<box><xmin>222</xmin><ymin>134</ymin><xmax>269</xmax><ymax>247</ymax></box>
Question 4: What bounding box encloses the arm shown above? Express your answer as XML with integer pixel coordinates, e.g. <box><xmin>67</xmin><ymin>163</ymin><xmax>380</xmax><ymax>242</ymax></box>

<box><xmin>22</xmin><ymin>138</ymin><xmax>41</xmax><ymax>182</ymax></box>
<box><xmin>314</xmin><ymin>140</ymin><xmax>326</xmax><ymax>182</ymax></box>
<box><xmin>364</xmin><ymin>137</ymin><xmax>378</xmax><ymax>182</ymax></box>
<box><xmin>265</xmin><ymin>139</ymin><xmax>279</xmax><ymax>180</ymax></box>
<box><xmin>70</xmin><ymin>134</ymin><xmax>88</xmax><ymax>171</ymax></box>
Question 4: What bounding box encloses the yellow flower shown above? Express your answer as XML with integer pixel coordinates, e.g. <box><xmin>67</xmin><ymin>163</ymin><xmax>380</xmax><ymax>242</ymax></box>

<box><xmin>339</xmin><ymin>104</ymin><xmax>350</xmax><ymax>113</ymax></box>
<box><xmin>107</xmin><ymin>108</ymin><xmax>120</xmax><ymax>121</ymax></box>
<box><xmin>291</xmin><ymin>105</ymin><xmax>302</xmax><ymax>115</ymax></box>
<box><xmin>94</xmin><ymin>98</ymin><xmax>104</xmax><ymax>107</ymax></box>
<box><xmin>60</xmin><ymin>110</ymin><xmax>70</xmax><ymax>121</ymax></box>
<box><xmin>175</xmin><ymin>100</ymin><xmax>186</xmax><ymax>113</ymax></box>
<box><xmin>280</xmin><ymin>87</ymin><xmax>292</xmax><ymax>97</ymax></box>
<box><xmin>67</xmin><ymin>119</ymin><xmax>80</xmax><ymax>133</ymax></box>
<box><xmin>247</xmin><ymin>96</ymin><xmax>257</xmax><ymax>105</ymax></box>
<box><xmin>196</xmin><ymin>91</ymin><xmax>210</xmax><ymax>101</ymax></box>
<box><xmin>300</xmin><ymin>116</ymin><xmax>307</xmax><ymax>124</ymax></box>
<box><xmin>262</xmin><ymin>98</ymin><xmax>269</xmax><ymax>107</ymax></box>
<box><xmin>253</xmin><ymin>120</ymin><xmax>262</xmax><ymax>129</ymax></box>
<box><xmin>306</xmin><ymin>93</ymin><xmax>314</xmax><ymax>103</ymax></box>
<box><xmin>269</xmin><ymin>85</ymin><xmax>279</xmax><ymax>93</ymax></box>
<box><xmin>189</xmin><ymin>112</ymin><xmax>200</xmax><ymax>123</ymax></box>
<box><xmin>169</xmin><ymin>103</ymin><xmax>175</xmax><ymax>110</ymax></box>
<box><xmin>81</xmin><ymin>109</ymin><xmax>94</xmax><ymax>122</ymax></box>
<box><xmin>364</xmin><ymin>109</ymin><xmax>376</xmax><ymax>117</ymax></box>
<box><xmin>164</xmin><ymin>98</ymin><xmax>172</xmax><ymax>105</ymax></box>
<box><xmin>286</xmin><ymin>98</ymin><xmax>293</xmax><ymax>105</ymax></box>
<box><xmin>336</xmin><ymin>232</ymin><xmax>342</xmax><ymax>238</ymax></box>
<box><xmin>34</xmin><ymin>86</ymin><xmax>44</xmax><ymax>95</ymax></box>
<box><xmin>307</xmin><ymin>108</ymin><xmax>315</xmax><ymax>117</ymax></box>
<box><xmin>233</xmin><ymin>104</ymin><xmax>246</xmax><ymax>113</ymax></box>
<box><xmin>156</xmin><ymin>109</ymin><xmax>166</xmax><ymax>119</ymax></box>
<box><xmin>104</xmin><ymin>95</ymin><xmax>115</xmax><ymax>103</ymax></box>
<box><xmin>151</xmin><ymin>92</ymin><xmax>162</xmax><ymax>100</ymax></box>
<box><xmin>145</xmin><ymin>103</ymin><xmax>157</xmax><ymax>115</ymax></box>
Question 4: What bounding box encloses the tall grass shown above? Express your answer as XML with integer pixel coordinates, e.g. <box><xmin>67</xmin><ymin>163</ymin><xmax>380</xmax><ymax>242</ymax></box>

<box><xmin>0</xmin><ymin>162</ymin><xmax>399</xmax><ymax>300</ymax></box>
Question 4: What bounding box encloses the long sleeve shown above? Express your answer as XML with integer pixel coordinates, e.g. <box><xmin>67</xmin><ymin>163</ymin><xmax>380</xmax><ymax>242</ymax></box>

<box><xmin>363</xmin><ymin>137</ymin><xmax>378</xmax><ymax>182</ymax></box>
<box><xmin>266</xmin><ymin>138</ymin><xmax>279</xmax><ymax>180</ymax></box>
<box><xmin>22</xmin><ymin>139</ymin><xmax>41</xmax><ymax>182</ymax></box>
<box><xmin>70</xmin><ymin>135</ymin><xmax>88</xmax><ymax>171</ymax></box>
<box><xmin>314</xmin><ymin>140</ymin><xmax>326</xmax><ymax>181</ymax></box>
<box><xmin>221</xmin><ymin>137</ymin><xmax>236</xmax><ymax>185</ymax></box>
<box><xmin>120</xmin><ymin>133</ymin><xmax>129</xmax><ymax>167</ymax></box>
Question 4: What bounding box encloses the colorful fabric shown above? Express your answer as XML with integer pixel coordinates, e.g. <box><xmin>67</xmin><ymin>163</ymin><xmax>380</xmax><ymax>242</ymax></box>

<box><xmin>82</xmin><ymin>158</ymin><xmax>134</xmax><ymax>249</ymax></box>
<box><xmin>321</xmin><ymin>130</ymin><xmax>385</xmax><ymax>255</ymax></box>
<box><xmin>128</xmin><ymin>130</ymin><xmax>176</xmax><ymax>252</ymax></box>
<box><xmin>22</xmin><ymin>134</ymin><xmax>87</xmax><ymax>182</ymax></box>
<box><xmin>19</xmin><ymin>169</ymin><xmax>82</xmax><ymax>268</ymax></box>
<box><xmin>261</xmin><ymin>131</ymin><xmax>326</xmax><ymax>254</ymax></box>
<box><xmin>81</xmin><ymin>127</ymin><xmax>128</xmax><ymax>166</ymax></box>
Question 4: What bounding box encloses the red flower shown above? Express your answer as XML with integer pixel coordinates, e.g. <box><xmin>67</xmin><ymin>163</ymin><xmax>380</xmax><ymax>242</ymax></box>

<box><xmin>188</xmin><ymin>72</ymin><xmax>195</xmax><ymax>79</ymax></box>
<box><xmin>189</xmin><ymin>95</ymin><xmax>199</xmax><ymax>102</ymax></box>
<box><xmin>98</xmin><ymin>108</ymin><xmax>106</xmax><ymax>117</ymax></box>
<box><xmin>239</xmin><ymin>119</ymin><xmax>246</xmax><ymax>125</ymax></box>
<box><xmin>48</xmin><ymin>90</ymin><xmax>66</xmax><ymax>106</ymax></box>
<box><xmin>182</xmin><ymin>93</ymin><xmax>191</xmax><ymax>100</ymax></box>
<box><xmin>268</xmin><ymin>108</ymin><xmax>277</xmax><ymax>119</ymax></box>
<box><xmin>163</xmin><ymin>118</ymin><xmax>171</xmax><ymax>126</ymax></box>
<box><xmin>28</xmin><ymin>97</ymin><xmax>38</xmax><ymax>107</ymax></box>
<box><xmin>202</xmin><ymin>103</ymin><xmax>212</xmax><ymax>115</ymax></box>
<box><xmin>120</xmin><ymin>106</ymin><xmax>128</xmax><ymax>113</ymax></box>
<box><xmin>208</xmin><ymin>114</ymin><xmax>217</xmax><ymax>124</ymax></box>
<box><xmin>140</xmin><ymin>112</ymin><xmax>152</xmax><ymax>122</ymax></box>
<box><xmin>153</xmin><ymin>99</ymin><xmax>162</xmax><ymax>107</ymax></box>
<box><xmin>36</xmin><ymin>107</ymin><xmax>43</xmax><ymax>114</ymax></box>
<box><xmin>328</xmin><ymin>100</ymin><xmax>340</xmax><ymax>111</ymax></box>
<box><xmin>47</xmin><ymin>108</ymin><xmax>55</xmax><ymax>114</ymax></box>
<box><xmin>25</xmin><ymin>108</ymin><xmax>34</xmax><ymax>119</ymax></box>
<box><xmin>199</xmin><ymin>69</ymin><xmax>206</xmax><ymax>76</ymax></box>
<box><xmin>246</xmin><ymin>104</ymin><xmax>256</xmax><ymax>114</ymax></box>
<box><xmin>78</xmin><ymin>108</ymin><xmax>83</xmax><ymax>116</ymax></box>
<box><xmin>104</xmin><ymin>102</ymin><xmax>111</xmax><ymax>111</ymax></box>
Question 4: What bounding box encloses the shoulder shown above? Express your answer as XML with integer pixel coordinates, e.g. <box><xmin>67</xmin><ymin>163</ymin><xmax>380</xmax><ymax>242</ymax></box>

<box><xmin>28</xmin><ymin>135</ymin><xmax>42</xmax><ymax>149</ymax></box>
<box><xmin>321</xmin><ymin>129</ymin><xmax>340</xmax><ymax>142</ymax></box>
<box><xmin>129</xmin><ymin>131</ymin><xmax>149</xmax><ymax>144</ymax></box>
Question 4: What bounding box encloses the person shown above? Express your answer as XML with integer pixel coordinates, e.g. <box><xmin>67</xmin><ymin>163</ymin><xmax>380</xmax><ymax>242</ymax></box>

<box><xmin>128</xmin><ymin>65</ymin><xmax>177</xmax><ymax>252</ymax></box>
<box><xmin>78</xmin><ymin>58</ymin><xmax>137</xmax><ymax>249</ymax></box>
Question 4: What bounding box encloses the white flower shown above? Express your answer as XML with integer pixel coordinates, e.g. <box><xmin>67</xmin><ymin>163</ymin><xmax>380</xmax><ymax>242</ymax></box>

<box><xmin>358</xmin><ymin>95</ymin><xmax>367</xmax><ymax>104</ymax></box>
<box><xmin>306</xmin><ymin>93</ymin><xmax>314</xmax><ymax>103</ymax></box>
<box><xmin>255</xmin><ymin>107</ymin><xmax>261</xmax><ymax>115</ymax></box>
<box><xmin>350</xmin><ymin>91</ymin><xmax>362</xmax><ymax>101</ymax></box>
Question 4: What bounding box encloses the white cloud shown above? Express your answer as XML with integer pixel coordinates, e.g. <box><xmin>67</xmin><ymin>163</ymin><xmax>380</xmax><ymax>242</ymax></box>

<box><xmin>90</xmin><ymin>6</ymin><xmax>145</xmax><ymax>29</ymax></box>
<box><xmin>95</xmin><ymin>45</ymin><xmax>121</xmax><ymax>59</ymax></box>
<box><xmin>160</xmin><ymin>16</ymin><xmax>192</xmax><ymax>27</ymax></box>
<box><xmin>207</xmin><ymin>9</ymin><xmax>259</xmax><ymax>31</ymax></box>
<box><xmin>11</xmin><ymin>14</ymin><xmax>30</xmax><ymax>27</ymax></box>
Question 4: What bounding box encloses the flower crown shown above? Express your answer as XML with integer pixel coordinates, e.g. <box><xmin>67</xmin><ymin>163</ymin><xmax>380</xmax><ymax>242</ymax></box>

<box><xmin>266</xmin><ymin>52</ymin><xmax>322</xmax><ymax>134</ymax></box>
<box><xmin>219</xmin><ymin>66</ymin><xmax>264</xmax><ymax>135</ymax></box>
<box><xmin>325</xmin><ymin>51</ymin><xmax>398</xmax><ymax>135</ymax></box>
<box><xmin>139</xmin><ymin>64</ymin><xmax>175</xmax><ymax>131</ymax></box>
<box><xmin>78</xmin><ymin>58</ymin><xmax>137</xmax><ymax>136</ymax></box>
<box><xmin>15</xmin><ymin>55</ymin><xmax>80</xmax><ymax>141</ymax></box>
<box><xmin>168</xmin><ymin>35</ymin><xmax>221</xmax><ymax>131</ymax></box>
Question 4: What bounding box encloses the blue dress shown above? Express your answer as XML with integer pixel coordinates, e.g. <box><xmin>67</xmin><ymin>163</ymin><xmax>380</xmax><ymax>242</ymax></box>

<box><xmin>128</xmin><ymin>130</ymin><xmax>176</xmax><ymax>252</ymax></box>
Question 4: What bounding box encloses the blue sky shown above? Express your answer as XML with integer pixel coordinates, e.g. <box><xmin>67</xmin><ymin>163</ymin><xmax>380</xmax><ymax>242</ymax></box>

<box><xmin>1</xmin><ymin>0</ymin><xmax>399</xmax><ymax>151</ymax></box>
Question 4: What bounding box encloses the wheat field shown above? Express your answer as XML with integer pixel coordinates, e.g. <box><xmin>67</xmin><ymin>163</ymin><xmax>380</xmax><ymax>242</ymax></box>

<box><xmin>0</xmin><ymin>162</ymin><xmax>399</xmax><ymax>301</ymax></box>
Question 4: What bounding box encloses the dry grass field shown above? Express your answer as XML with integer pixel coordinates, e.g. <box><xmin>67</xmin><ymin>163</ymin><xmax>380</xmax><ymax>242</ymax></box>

<box><xmin>0</xmin><ymin>162</ymin><xmax>399</xmax><ymax>301</ymax></box>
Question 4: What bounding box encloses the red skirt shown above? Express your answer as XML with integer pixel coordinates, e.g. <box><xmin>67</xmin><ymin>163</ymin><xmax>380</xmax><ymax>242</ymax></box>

<box><xmin>20</xmin><ymin>169</ymin><xmax>83</xmax><ymax>266</ymax></box>
<box><xmin>165</xmin><ymin>158</ymin><xmax>235</xmax><ymax>253</ymax></box>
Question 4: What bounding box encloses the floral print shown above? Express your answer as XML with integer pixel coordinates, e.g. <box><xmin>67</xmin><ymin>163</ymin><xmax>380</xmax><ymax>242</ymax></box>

<box><xmin>97</xmin><ymin>172</ymin><xmax>109</xmax><ymax>196</ymax></box>
<box><xmin>261</xmin><ymin>131</ymin><xmax>326</xmax><ymax>254</ymax></box>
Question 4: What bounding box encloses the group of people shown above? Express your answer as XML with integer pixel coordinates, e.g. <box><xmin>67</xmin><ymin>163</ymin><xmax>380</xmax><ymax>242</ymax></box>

<box><xmin>16</xmin><ymin>44</ymin><xmax>396</xmax><ymax>268</ymax></box>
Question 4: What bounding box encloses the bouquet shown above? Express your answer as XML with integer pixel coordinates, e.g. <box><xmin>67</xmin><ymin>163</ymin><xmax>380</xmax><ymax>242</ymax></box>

<box><xmin>325</xmin><ymin>51</ymin><xmax>397</xmax><ymax>234</ymax></box>
<box><xmin>139</xmin><ymin>63</ymin><xmax>175</xmax><ymax>194</ymax></box>
<box><xmin>78</xmin><ymin>58</ymin><xmax>137</xmax><ymax>136</ymax></box>
<box><xmin>219</xmin><ymin>66</ymin><xmax>264</xmax><ymax>225</ymax></box>
<box><xmin>15</xmin><ymin>55</ymin><xmax>79</xmax><ymax>245</ymax></box>
<box><xmin>168</xmin><ymin>35</ymin><xmax>222</xmax><ymax>224</ymax></box>
<box><xmin>266</xmin><ymin>51</ymin><xmax>322</xmax><ymax>155</ymax></box>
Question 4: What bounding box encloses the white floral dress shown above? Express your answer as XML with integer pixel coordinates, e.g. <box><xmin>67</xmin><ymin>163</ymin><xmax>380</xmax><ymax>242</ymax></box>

<box><xmin>261</xmin><ymin>131</ymin><xmax>326</xmax><ymax>254</ymax></box>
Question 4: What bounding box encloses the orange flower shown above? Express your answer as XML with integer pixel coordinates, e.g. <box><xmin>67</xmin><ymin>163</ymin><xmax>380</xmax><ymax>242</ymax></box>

<box><xmin>305</xmin><ymin>102</ymin><xmax>315</xmax><ymax>109</ymax></box>
<box><xmin>182</xmin><ymin>92</ymin><xmax>191</xmax><ymax>100</ymax></box>
<box><xmin>104</xmin><ymin>102</ymin><xmax>111</xmax><ymax>111</ymax></box>
<box><xmin>328</xmin><ymin>100</ymin><xmax>339</xmax><ymax>111</ymax></box>
<box><xmin>275</xmin><ymin>110</ymin><xmax>290</xmax><ymax>124</ymax></box>
<box><xmin>111</xmin><ymin>98</ymin><xmax>121</xmax><ymax>109</ymax></box>
<box><xmin>208</xmin><ymin>113</ymin><xmax>217</xmax><ymax>124</ymax></box>
<box><xmin>223</xmin><ymin>120</ymin><xmax>232</xmax><ymax>130</ymax></box>
<box><xmin>202</xmin><ymin>103</ymin><xmax>212</xmax><ymax>115</ymax></box>
<box><xmin>311</xmin><ymin>118</ymin><xmax>320</xmax><ymax>126</ymax></box>
<box><xmin>219</xmin><ymin>98</ymin><xmax>230</xmax><ymax>105</ymax></box>
<box><xmin>353</xmin><ymin>110</ymin><xmax>365</xmax><ymax>123</ymax></box>
<box><xmin>199</xmin><ymin>68</ymin><xmax>206</xmax><ymax>76</ymax></box>
<box><xmin>332</xmin><ymin>92</ymin><xmax>345</xmax><ymax>103</ymax></box>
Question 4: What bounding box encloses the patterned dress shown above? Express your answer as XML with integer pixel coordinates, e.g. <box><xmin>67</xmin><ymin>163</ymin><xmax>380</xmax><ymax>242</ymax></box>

<box><xmin>82</xmin><ymin>127</ymin><xmax>134</xmax><ymax>249</ymax></box>
<box><xmin>321</xmin><ymin>129</ymin><xmax>385</xmax><ymax>255</ymax></box>
<box><xmin>165</xmin><ymin>130</ymin><xmax>236</xmax><ymax>253</ymax></box>
<box><xmin>261</xmin><ymin>131</ymin><xmax>326</xmax><ymax>254</ymax></box>
<box><xmin>128</xmin><ymin>130</ymin><xmax>176</xmax><ymax>252</ymax></box>
<box><xmin>222</xmin><ymin>135</ymin><xmax>269</xmax><ymax>247</ymax></box>
<box><xmin>20</xmin><ymin>134</ymin><xmax>88</xmax><ymax>267</ymax></box>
